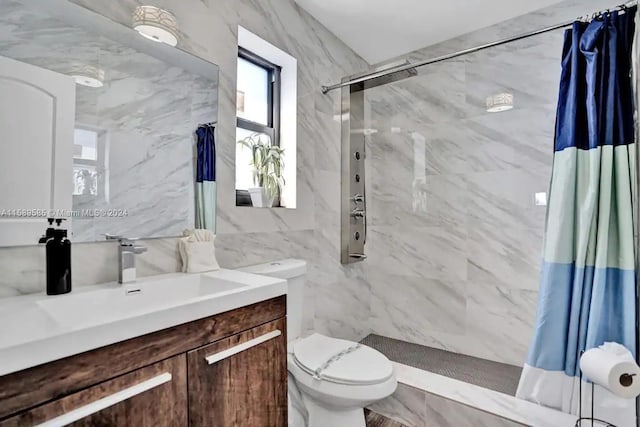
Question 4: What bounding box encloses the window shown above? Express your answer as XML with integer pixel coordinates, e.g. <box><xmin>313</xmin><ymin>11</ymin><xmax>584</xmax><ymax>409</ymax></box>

<box><xmin>72</xmin><ymin>126</ymin><xmax>109</xmax><ymax>201</ymax></box>
<box><xmin>236</xmin><ymin>27</ymin><xmax>297</xmax><ymax>209</ymax></box>
<box><xmin>236</xmin><ymin>47</ymin><xmax>281</xmax><ymax>204</ymax></box>
<box><xmin>73</xmin><ymin>128</ymin><xmax>98</xmax><ymax>196</ymax></box>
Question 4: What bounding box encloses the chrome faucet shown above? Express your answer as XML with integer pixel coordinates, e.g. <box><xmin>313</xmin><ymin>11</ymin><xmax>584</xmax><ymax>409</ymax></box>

<box><xmin>105</xmin><ymin>234</ymin><xmax>147</xmax><ymax>284</ymax></box>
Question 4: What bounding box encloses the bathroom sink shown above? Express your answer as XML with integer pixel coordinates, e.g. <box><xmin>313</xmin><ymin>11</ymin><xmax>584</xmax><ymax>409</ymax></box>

<box><xmin>37</xmin><ymin>273</ymin><xmax>249</xmax><ymax>328</ymax></box>
<box><xmin>0</xmin><ymin>268</ymin><xmax>286</xmax><ymax>377</ymax></box>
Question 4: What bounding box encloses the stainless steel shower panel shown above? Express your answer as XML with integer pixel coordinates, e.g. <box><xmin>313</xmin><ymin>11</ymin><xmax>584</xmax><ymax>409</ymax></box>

<box><xmin>341</xmin><ymin>84</ymin><xmax>366</xmax><ymax>263</ymax></box>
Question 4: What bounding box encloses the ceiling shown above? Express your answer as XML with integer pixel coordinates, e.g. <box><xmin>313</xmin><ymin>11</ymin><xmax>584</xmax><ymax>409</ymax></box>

<box><xmin>294</xmin><ymin>0</ymin><xmax>566</xmax><ymax>64</ymax></box>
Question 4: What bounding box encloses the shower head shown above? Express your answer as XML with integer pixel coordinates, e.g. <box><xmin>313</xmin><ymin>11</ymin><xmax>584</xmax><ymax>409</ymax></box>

<box><xmin>350</xmin><ymin>59</ymin><xmax>418</xmax><ymax>92</ymax></box>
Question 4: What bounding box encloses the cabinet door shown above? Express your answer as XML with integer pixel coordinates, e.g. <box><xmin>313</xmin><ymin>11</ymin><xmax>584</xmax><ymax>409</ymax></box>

<box><xmin>188</xmin><ymin>317</ymin><xmax>287</xmax><ymax>427</ymax></box>
<box><xmin>1</xmin><ymin>355</ymin><xmax>187</xmax><ymax>427</ymax></box>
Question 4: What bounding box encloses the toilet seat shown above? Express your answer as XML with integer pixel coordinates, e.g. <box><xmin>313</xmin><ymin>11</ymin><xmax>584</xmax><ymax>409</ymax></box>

<box><xmin>292</xmin><ymin>333</ymin><xmax>393</xmax><ymax>386</ymax></box>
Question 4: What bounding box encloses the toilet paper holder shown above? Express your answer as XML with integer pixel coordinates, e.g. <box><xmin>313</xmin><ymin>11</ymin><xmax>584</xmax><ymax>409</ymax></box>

<box><xmin>576</xmin><ymin>379</ymin><xmax>617</xmax><ymax>427</ymax></box>
<box><xmin>575</xmin><ymin>349</ymin><xmax>632</xmax><ymax>427</ymax></box>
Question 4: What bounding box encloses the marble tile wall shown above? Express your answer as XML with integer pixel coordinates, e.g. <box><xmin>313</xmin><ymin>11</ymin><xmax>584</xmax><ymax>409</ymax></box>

<box><xmin>0</xmin><ymin>0</ymin><xmax>371</xmax><ymax>339</ymax></box>
<box><xmin>361</xmin><ymin>0</ymin><xmax>621</xmax><ymax>366</ymax></box>
<box><xmin>368</xmin><ymin>384</ymin><xmax>527</xmax><ymax>427</ymax></box>
<box><xmin>424</xmin><ymin>393</ymin><xmax>528</xmax><ymax>427</ymax></box>
<box><xmin>369</xmin><ymin>363</ymin><xmax>578</xmax><ymax>427</ymax></box>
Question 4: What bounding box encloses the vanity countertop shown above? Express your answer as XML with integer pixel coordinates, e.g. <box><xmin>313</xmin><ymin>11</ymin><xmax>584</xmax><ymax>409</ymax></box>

<box><xmin>0</xmin><ymin>269</ymin><xmax>287</xmax><ymax>377</ymax></box>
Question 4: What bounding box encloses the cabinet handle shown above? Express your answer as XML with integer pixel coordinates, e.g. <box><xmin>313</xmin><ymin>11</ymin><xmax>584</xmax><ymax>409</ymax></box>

<box><xmin>35</xmin><ymin>373</ymin><xmax>172</xmax><ymax>427</ymax></box>
<box><xmin>206</xmin><ymin>329</ymin><xmax>282</xmax><ymax>365</ymax></box>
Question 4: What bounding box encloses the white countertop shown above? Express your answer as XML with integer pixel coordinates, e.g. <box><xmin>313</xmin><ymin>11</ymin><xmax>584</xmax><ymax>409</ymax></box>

<box><xmin>0</xmin><ymin>269</ymin><xmax>287</xmax><ymax>377</ymax></box>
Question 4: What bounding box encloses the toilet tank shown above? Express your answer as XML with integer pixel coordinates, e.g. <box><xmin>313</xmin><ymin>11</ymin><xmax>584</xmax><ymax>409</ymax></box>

<box><xmin>238</xmin><ymin>259</ymin><xmax>307</xmax><ymax>343</ymax></box>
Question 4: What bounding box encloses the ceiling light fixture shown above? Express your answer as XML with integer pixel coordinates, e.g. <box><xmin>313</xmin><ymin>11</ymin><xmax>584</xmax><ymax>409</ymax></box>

<box><xmin>486</xmin><ymin>92</ymin><xmax>514</xmax><ymax>112</ymax></box>
<box><xmin>132</xmin><ymin>5</ymin><xmax>178</xmax><ymax>47</ymax></box>
<box><xmin>70</xmin><ymin>65</ymin><xmax>105</xmax><ymax>88</ymax></box>
<box><xmin>351</xmin><ymin>128</ymin><xmax>378</xmax><ymax>136</ymax></box>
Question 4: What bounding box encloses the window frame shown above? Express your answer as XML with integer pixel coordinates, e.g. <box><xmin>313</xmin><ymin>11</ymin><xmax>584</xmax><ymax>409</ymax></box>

<box><xmin>236</xmin><ymin>46</ymin><xmax>281</xmax><ymax>145</ymax></box>
<box><xmin>236</xmin><ymin>46</ymin><xmax>282</xmax><ymax>207</ymax></box>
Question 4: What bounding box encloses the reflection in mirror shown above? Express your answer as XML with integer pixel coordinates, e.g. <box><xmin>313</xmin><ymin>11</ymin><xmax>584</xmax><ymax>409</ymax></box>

<box><xmin>0</xmin><ymin>0</ymin><xmax>219</xmax><ymax>246</ymax></box>
<box><xmin>195</xmin><ymin>123</ymin><xmax>216</xmax><ymax>231</ymax></box>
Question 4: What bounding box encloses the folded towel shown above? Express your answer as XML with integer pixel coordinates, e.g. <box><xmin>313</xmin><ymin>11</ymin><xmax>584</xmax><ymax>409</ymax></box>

<box><xmin>179</xmin><ymin>229</ymin><xmax>220</xmax><ymax>273</ymax></box>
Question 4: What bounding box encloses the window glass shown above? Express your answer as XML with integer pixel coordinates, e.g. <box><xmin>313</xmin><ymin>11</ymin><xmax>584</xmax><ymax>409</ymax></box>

<box><xmin>73</xmin><ymin>128</ymin><xmax>98</xmax><ymax>160</ymax></box>
<box><xmin>236</xmin><ymin>56</ymin><xmax>269</xmax><ymax>126</ymax></box>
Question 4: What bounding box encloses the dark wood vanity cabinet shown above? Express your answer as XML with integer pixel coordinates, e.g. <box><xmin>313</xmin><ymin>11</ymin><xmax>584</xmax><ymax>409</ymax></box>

<box><xmin>0</xmin><ymin>296</ymin><xmax>287</xmax><ymax>427</ymax></box>
<box><xmin>2</xmin><ymin>356</ymin><xmax>188</xmax><ymax>427</ymax></box>
<box><xmin>188</xmin><ymin>318</ymin><xmax>287</xmax><ymax>427</ymax></box>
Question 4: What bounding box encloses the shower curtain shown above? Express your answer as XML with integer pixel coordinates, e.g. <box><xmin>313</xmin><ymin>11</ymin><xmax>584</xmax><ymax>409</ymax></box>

<box><xmin>516</xmin><ymin>8</ymin><xmax>638</xmax><ymax>426</ymax></box>
<box><xmin>195</xmin><ymin>124</ymin><xmax>216</xmax><ymax>231</ymax></box>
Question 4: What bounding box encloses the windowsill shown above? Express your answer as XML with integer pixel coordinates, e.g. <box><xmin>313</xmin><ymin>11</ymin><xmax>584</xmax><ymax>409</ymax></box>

<box><xmin>235</xmin><ymin>205</ymin><xmax>288</xmax><ymax>209</ymax></box>
<box><xmin>235</xmin><ymin>189</ymin><xmax>285</xmax><ymax>208</ymax></box>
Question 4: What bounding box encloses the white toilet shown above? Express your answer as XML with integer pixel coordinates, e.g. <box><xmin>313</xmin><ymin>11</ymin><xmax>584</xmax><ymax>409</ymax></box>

<box><xmin>239</xmin><ymin>259</ymin><xmax>397</xmax><ymax>427</ymax></box>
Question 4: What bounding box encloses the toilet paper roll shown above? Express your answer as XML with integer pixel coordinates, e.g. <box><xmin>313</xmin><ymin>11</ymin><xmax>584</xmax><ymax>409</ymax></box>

<box><xmin>580</xmin><ymin>347</ymin><xmax>640</xmax><ymax>399</ymax></box>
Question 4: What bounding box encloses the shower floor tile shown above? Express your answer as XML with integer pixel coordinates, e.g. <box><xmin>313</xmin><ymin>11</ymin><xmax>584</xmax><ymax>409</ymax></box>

<box><xmin>360</xmin><ymin>334</ymin><xmax>522</xmax><ymax>396</ymax></box>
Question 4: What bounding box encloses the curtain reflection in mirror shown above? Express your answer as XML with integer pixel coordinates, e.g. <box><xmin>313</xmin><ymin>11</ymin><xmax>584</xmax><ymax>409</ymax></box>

<box><xmin>195</xmin><ymin>123</ymin><xmax>216</xmax><ymax>231</ymax></box>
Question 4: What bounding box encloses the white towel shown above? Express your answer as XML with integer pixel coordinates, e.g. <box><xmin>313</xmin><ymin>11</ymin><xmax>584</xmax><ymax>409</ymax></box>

<box><xmin>179</xmin><ymin>229</ymin><xmax>220</xmax><ymax>273</ymax></box>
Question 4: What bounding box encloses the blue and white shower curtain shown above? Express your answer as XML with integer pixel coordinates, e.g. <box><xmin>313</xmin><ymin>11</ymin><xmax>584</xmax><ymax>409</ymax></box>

<box><xmin>516</xmin><ymin>8</ymin><xmax>638</xmax><ymax>426</ymax></box>
<box><xmin>195</xmin><ymin>124</ymin><xmax>216</xmax><ymax>231</ymax></box>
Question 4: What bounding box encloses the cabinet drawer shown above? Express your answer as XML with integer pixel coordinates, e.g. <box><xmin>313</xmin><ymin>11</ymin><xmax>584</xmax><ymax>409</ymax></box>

<box><xmin>1</xmin><ymin>355</ymin><xmax>187</xmax><ymax>427</ymax></box>
<box><xmin>188</xmin><ymin>318</ymin><xmax>287</xmax><ymax>427</ymax></box>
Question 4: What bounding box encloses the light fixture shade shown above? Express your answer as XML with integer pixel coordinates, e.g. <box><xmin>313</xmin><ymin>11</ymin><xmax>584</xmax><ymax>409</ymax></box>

<box><xmin>132</xmin><ymin>5</ymin><xmax>178</xmax><ymax>46</ymax></box>
<box><xmin>486</xmin><ymin>92</ymin><xmax>514</xmax><ymax>112</ymax></box>
<box><xmin>351</xmin><ymin>128</ymin><xmax>378</xmax><ymax>135</ymax></box>
<box><xmin>70</xmin><ymin>65</ymin><xmax>105</xmax><ymax>88</ymax></box>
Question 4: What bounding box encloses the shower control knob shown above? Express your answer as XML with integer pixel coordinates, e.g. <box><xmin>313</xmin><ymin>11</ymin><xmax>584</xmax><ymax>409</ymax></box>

<box><xmin>350</xmin><ymin>209</ymin><xmax>366</xmax><ymax>219</ymax></box>
<box><xmin>350</xmin><ymin>194</ymin><xmax>364</xmax><ymax>203</ymax></box>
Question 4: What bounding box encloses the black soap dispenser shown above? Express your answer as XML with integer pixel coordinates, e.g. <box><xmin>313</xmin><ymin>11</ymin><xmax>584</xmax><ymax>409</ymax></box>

<box><xmin>38</xmin><ymin>218</ymin><xmax>56</xmax><ymax>244</ymax></box>
<box><xmin>43</xmin><ymin>218</ymin><xmax>72</xmax><ymax>295</ymax></box>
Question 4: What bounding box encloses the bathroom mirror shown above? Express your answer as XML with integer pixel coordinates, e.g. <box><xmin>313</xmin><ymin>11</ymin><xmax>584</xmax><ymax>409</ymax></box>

<box><xmin>0</xmin><ymin>0</ymin><xmax>219</xmax><ymax>247</ymax></box>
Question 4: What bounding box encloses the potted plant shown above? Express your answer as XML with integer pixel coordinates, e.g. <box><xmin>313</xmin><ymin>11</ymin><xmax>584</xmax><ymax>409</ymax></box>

<box><xmin>237</xmin><ymin>132</ymin><xmax>285</xmax><ymax>208</ymax></box>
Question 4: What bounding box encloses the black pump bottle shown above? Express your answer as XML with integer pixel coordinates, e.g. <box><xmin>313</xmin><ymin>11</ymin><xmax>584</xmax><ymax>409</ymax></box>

<box><xmin>40</xmin><ymin>218</ymin><xmax>72</xmax><ymax>295</ymax></box>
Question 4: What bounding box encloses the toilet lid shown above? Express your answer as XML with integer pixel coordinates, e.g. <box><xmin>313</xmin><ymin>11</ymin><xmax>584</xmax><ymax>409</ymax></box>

<box><xmin>293</xmin><ymin>333</ymin><xmax>393</xmax><ymax>385</ymax></box>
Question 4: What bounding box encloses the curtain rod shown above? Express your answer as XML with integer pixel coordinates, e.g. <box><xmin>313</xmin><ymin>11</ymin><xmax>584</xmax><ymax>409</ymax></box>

<box><xmin>321</xmin><ymin>1</ymin><xmax>637</xmax><ymax>94</ymax></box>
